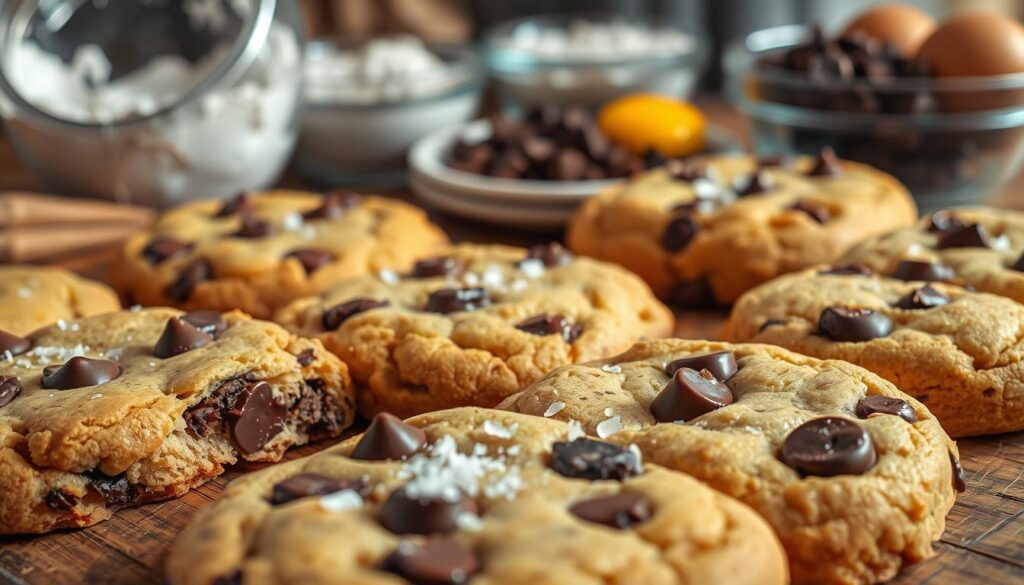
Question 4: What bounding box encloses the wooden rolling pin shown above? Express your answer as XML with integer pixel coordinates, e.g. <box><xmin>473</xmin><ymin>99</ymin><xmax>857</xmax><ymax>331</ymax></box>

<box><xmin>0</xmin><ymin>192</ymin><xmax>154</xmax><ymax>263</ymax></box>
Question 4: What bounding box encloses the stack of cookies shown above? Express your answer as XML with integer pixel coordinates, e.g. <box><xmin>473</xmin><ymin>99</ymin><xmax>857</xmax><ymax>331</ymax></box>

<box><xmin>3</xmin><ymin>152</ymin><xmax>1017</xmax><ymax>585</ymax></box>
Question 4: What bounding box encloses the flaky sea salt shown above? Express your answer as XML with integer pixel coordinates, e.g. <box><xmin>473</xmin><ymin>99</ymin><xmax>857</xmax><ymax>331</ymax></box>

<box><xmin>596</xmin><ymin>416</ymin><xmax>623</xmax><ymax>438</ymax></box>
<box><xmin>518</xmin><ymin>258</ymin><xmax>545</xmax><ymax>279</ymax></box>
<box><xmin>567</xmin><ymin>419</ymin><xmax>585</xmax><ymax>441</ymax></box>
<box><xmin>280</xmin><ymin>212</ymin><xmax>304</xmax><ymax>232</ymax></box>
<box><xmin>319</xmin><ymin>489</ymin><xmax>364</xmax><ymax>512</ymax></box>
<box><xmin>543</xmin><ymin>401</ymin><xmax>566</xmax><ymax>417</ymax></box>
<box><xmin>90</xmin><ymin>393</ymin><xmax>103</xmax><ymax>400</ymax></box>
<box><xmin>397</xmin><ymin>435</ymin><xmax>523</xmax><ymax>503</ymax></box>
<box><xmin>603</xmin><ymin>407</ymin><xmax>614</xmax><ymax>417</ymax></box>
<box><xmin>483</xmin><ymin>420</ymin><xmax>518</xmax><ymax>439</ymax></box>
<box><xmin>600</xmin><ymin>364</ymin><xmax>622</xmax><ymax>374</ymax></box>
<box><xmin>455</xmin><ymin>511</ymin><xmax>484</xmax><ymax>531</ymax></box>
<box><xmin>482</xmin><ymin>265</ymin><xmax>504</xmax><ymax>289</ymax></box>
<box><xmin>378</xmin><ymin>269</ymin><xmax>400</xmax><ymax>284</ymax></box>
<box><xmin>16</xmin><ymin>288</ymin><xmax>32</xmax><ymax>298</ymax></box>
<box><xmin>628</xmin><ymin>444</ymin><xmax>643</xmax><ymax>469</ymax></box>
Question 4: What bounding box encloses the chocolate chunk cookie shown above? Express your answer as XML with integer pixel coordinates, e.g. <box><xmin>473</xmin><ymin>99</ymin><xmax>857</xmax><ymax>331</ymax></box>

<box><xmin>276</xmin><ymin>244</ymin><xmax>673</xmax><ymax>418</ymax></box>
<box><xmin>167</xmin><ymin>408</ymin><xmax>787</xmax><ymax>585</ymax></box>
<box><xmin>567</xmin><ymin>153</ymin><xmax>917</xmax><ymax>307</ymax></box>
<box><xmin>111</xmin><ymin>190</ymin><xmax>448</xmax><ymax>319</ymax></box>
<box><xmin>0</xmin><ymin>266</ymin><xmax>120</xmax><ymax>335</ymax></box>
<box><xmin>499</xmin><ymin>339</ymin><xmax>958</xmax><ymax>585</ymax></box>
<box><xmin>726</xmin><ymin>266</ymin><xmax>1024</xmax><ymax>437</ymax></box>
<box><xmin>0</xmin><ymin>308</ymin><xmax>355</xmax><ymax>534</ymax></box>
<box><xmin>840</xmin><ymin>207</ymin><xmax>1024</xmax><ymax>304</ymax></box>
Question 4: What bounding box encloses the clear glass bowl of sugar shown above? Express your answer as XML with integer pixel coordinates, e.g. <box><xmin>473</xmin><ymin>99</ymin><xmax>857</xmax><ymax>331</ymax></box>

<box><xmin>0</xmin><ymin>0</ymin><xmax>304</xmax><ymax>207</ymax></box>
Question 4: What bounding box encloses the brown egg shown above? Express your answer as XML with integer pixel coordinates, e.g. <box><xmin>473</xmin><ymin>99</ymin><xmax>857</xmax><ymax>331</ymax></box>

<box><xmin>842</xmin><ymin>4</ymin><xmax>936</xmax><ymax>56</ymax></box>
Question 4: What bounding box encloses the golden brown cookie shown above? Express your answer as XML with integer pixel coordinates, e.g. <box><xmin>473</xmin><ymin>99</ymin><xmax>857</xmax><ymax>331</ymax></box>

<box><xmin>0</xmin><ymin>308</ymin><xmax>355</xmax><ymax>534</ymax></box>
<box><xmin>499</xmin><ymin>339</ymin><xmax>960</xmax><ymax>585</ymax></box>
<box><xmin>725</xmin><ymin>266</ymin><xmax>1024</xmax><ymax>437</ymax></box>
<box><xmin>0</xmin><ymin>265</ymin><xmax>120</xmax><ymax>335</ymax></box>
<box><xmin>111</xmin><ymin>190</ymin><xmax>449</xmax><ymax>319</ymax></box>
<box><xmin>276</xmin><ymin>243</ymin><xmax>674</xmax><ymax>418</ymax></box>
<box><xmin>567</xmin><ymin>151</ymin><xmax>917</xmax><ymax>307</ymax></box>
<box><xmin>166</xmin><ymin>407</ymin><xmax>788</xmax><ymax>585</ymax></box>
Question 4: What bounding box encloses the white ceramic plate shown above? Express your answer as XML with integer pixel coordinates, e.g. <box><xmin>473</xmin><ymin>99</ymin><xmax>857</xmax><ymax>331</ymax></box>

<box><xmin>410</xmin><ymin>173</ymin><xmax>574</xmax><ymax>229</ymax></box>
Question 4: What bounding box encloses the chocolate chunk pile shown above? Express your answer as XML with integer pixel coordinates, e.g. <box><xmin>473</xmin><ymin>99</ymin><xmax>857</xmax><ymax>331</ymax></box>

<box><xmin>447</xmin><ymin>106</ymin><xmax>655</xmax><ymax>181</ymax></box>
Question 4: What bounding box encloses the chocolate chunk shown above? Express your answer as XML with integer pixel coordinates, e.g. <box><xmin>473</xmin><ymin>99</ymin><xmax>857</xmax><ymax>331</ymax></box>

<box><xmin>926</xmin><ymin>210</ymin><xmax>968</xmax><ymax>233</ymax></box>
<box><xmin>894</xmin><ymin>284</ymin><xmax>949</xmax><ymax>310</ymax></box>
<box><xmin>515</xmin><ymin>314</ymin><xmax>580</xmax><ymax>343</ymax></box>
<box><xmin>425</xmin><ymin>288</ymin><xmax>490</xmax><ymax>314</ymax></box>
<box><xmin>286</xmin><ymin>249</ymin><xmax>334</xmax><ymax>274</ymax></box>
<box><xmin>0</xmin><ymin>330</ymin><xmax>31</xmax><ymax>357</ymax></box>
<box><xmin>304</xmin><ymin>191</ymin><xmax>361</xmax><ymax>220</ymax></box>
<box><xmin>569</xmin><ymin>492</ymin><xmax>651</xmax><ymax>529</ymax></box>
<box><xmin>817</xmin><ymin>307</ymin><xmax>892</xmax><ymax>342</ymax></box>
<box><xmin>526</xmin><ymin>242</ymin><xmax>573</xmax><ymax>267</ymax></box>
<box><xmin>806</xmin><ymin>147</ymin><xmax>843</xmax><ymax>177</ymax></box>
<box><xmin>737</xmin><ymin>171</ymin><xmax>771</xmax><ymax>196</ymax></box>
<box><xmin>85</xmin><ymin>471</ymin><xmax>136</xmax><ymax>506</ymax></box>
<box><xmin>490</xmin><ymin>149</ymin><xmax>530</xmax><ymax>179</ymax></box>
<box><xmin>0</xmin><ymin>376</ymin><xmax>21</xmax><ymax>407</ymax></box>
<box><xmin>295</xmin><ymin>348</ymin><xmax>315</xmax><ymax>367</ymax></box>
<box><xmin>411</xmin><ymin>257</ymin><xmax>464</xmax><ymax>279</ymax></box>
<box><xmin>791</xmin><ymin>200</ymin><xmax>831</xmax><ymax>224</ymax></box>
<box><xmin>322</xmin><ymin>298</ymin><xmax>389</xmax><ymax>330</ymax></box>
<box><xmin>167</xmin><ymin>259</ymin><xmax>212</xmax><ymax>302</ymax></box>
<box><xmin>891</xmin><ymin>259</ymin><xmax>954</xmax><ymax>282</ymax></box>
<box><xmin>949</xmin><ymin>450</ymin><xmax>967</xmax><ymax>493</ymax></box>
<box><xmin>141</xmin><ymin>235</ymin><xmax>190</xmax><ymax>265</ymax></box>
<box><xmin>213</xmin><ymin>573</ymin><xmax>241</xmax><ymax>585</ymax></box>
<box><xmin>667</xmin><ymin>278</ymin><xmax>716</xmax><ymax>308</ymax></box>
<box><xmin>819</xmin><ymin>264</ymin><xmax>872</xmax><ymax>276</ymax></box>
<box><xmin>650</xmin><ymin>367</ymin><xmax>735</xmax><ymax>422</ymax></box>
<box><xmin>666</xmin><ymin>161</ymin><xmax>707</xmax><ymax>182</ymax></box>
<box><xmin>45</xmin><ymin>489</ymin><xmax>79</xmax><ymax>511</ymax></box>
<box><xmin>234</xmin><ymin>215</ymin><xmax>275</xmax><ymax>238</ymax></box>
<box><xmin>780</xmin><ymin>417</ymin><xmax>877</xmax><ymax>477</ymax></box>
<box><xmin>182</xmin><ymin>310</ymin><xmax>227</xmax><ymax>336</ymax></box>
<box><xmin>521</xmin><ymin>136</ymin><xmax>556</xmax><ymax>165</ymax></box>
<box><xmin>549</xmin><ymin>438</ymin><xmax>640</xmax><ymax>481</ymax></box>
<box><xmin>665</xmin><ymin>350</ymin><xmax>738</xmax><ymax>381</ymax></box>
<box><xmin>936</xmin><ymin>223</ymin><xmax>991</xmax><ymax>249</ymax></box>
<box><xmin>661</xmin><ymin>215</ymin><xmax>700</xmax><ymax>252</ymax></box>
<box><xmin>215</xmin><ymin>192</ymin><xmax>253</xmax><ymax>217</ymax></box>
<box><xmin>548</xmin><ymin>148</ymin><xmax>588</xmax><ymax>181</ymax></box>
<box><xmin>350</xmin><ymin>412</ymin><xmax>427</xmax><ymax>461</ymax></box>
<box><xmin>643</xmin><ymin>148</ymin><xmax>667</xmax><ymax>169</ymax></box>
<box><xmin>271</xmin><ymin>473</ymin><xmax>368</xmax><ymax>505</ymax></box>
<box><xmin>382</xmin><ymin>538</ymin><xmax>479</xmax><ymax>585</ymax></box>
<box><xmin>856</xmin><ymin>395</ymin><xmax>918</xmax><ymax>423</ymax></box>
<box><xmin>379</xmin><ymin>489</ymin><xmax>478</xmax><ymax>535</ymax></box>
<box><xmin>226</xmin><ymin>381</ymin><xmax>286</xmax><ymax>455</ymax></box>
<box><xmin>41</xmin><ymin>357</ymin><xmax>121</xmax><ymax>390</ymax></box>
<box><xmin>153</xmin><ymin>317</ymin><xmax>213</xmax><ymax>359</ymax></box>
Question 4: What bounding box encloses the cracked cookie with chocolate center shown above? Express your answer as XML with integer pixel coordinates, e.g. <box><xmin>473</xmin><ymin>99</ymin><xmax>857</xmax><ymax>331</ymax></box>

<box><xmin>0</xmin><ymin>308</ymin><xmax>355</xmax><ymax>534</ymax></box>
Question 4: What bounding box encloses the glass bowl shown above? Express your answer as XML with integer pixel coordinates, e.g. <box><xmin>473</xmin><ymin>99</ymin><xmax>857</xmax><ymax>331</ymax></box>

<box><xmin>0</xmin><ymin>0</ymin><xmax>304</xmax><ymax>207</ymax></box>
<box><xmin>725</xmin><ymin>24</ymin><xmax>1024</xmax><ymax>212</ymax></box>
<box><xmin>484</xmin><ymin>14</ymin><xmax>705</xmax><ymax>113</ymax></box>
<box><xmin>294</xmin><ymin>37</ymin><xmax>482</xmax><ymax>188</ymax></box>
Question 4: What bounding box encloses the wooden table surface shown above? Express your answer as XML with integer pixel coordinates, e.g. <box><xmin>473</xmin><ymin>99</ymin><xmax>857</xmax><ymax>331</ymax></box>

<box><xmin>1</xmin><ymin>100</ymin><xmax>1024</xmax><ymax>584</ymax></box>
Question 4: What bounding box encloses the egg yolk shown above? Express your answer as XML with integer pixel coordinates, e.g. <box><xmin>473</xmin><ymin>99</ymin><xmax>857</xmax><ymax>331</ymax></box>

<box><xmin>598</xmin><ymin>94</ymin><xmax>706</xmax><ymax>157</ymax></box>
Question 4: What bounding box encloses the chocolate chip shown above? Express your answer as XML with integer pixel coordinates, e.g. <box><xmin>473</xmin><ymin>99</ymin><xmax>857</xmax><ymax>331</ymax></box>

<box><xmin>226</xmin><ymin>381</ymin><xmax>286</xmax><ymax>454</ymax></box>
<box><xmin>234</xmin><ymin>215</ymin><xmax>275</xmax><ymax>238</ymax></box>
<box><xmin>425</xmin><ymin>288</ymin><xmax>490</xmax><ymax>314</ymax></box>
<box><xmin>85</xmin><ymin>471</ymin><xmax>136</xmax><ymax>506</ymax></box>
<box><xmin>0</xmin><ymin>376</ymin><xmax>21</xmax><ymax>407</ymax></box>
<box><xmin>286</xmin><ymin>249</ymin><xmax>334</xmax><ymax>274</ymax></box>
<box><xmin>667</xmin><ymin>278</ymin><xmax>716</xmax><ymax>308</ymax></box>
<box><xmin>818</xmin><ymin>264</ymin><xmax>873</xmax><ymax>276</ymax></box>
<box><xmin>322</xmin><ymin>298</ymin><xmax>389</xmax><ymax>330</ymax></box>
<box><xmin>41</xmin><ymin>357</ymin><xmax>121</xmax><ymax>390</ymax></box>
<box><xmin>45</xmin><ymin>489</ymin><xmax>79</xmax><ymax>511</ymax></box>
<box><xmin>182</xmin><ymin>310</ymin><xmax>227</xmax><ymax>336</ymax></box>
<box><xmin>153</xmin><ymin>317</ymin><xmax>213</xmax><ymax>359</ymax></box>
<box><xmin>215</xmin><ymin>192</ymin><xmax>253</xmax><ymax>217</ymax></box>
<box><xmin>167</xmin><ymin>259</ymin><xmax>212</xmax><ymax>302</ymax></box>
<box><xmin>141</xmin><ymin>235</ymin><xmax>190</xmax><ymax>265</ymax></box>
<box><xmin>526</xmin><ymin>242</ymin><xmax>573</xmax><ymax>267</ymax></box>
<box><xmin>926</xmin><ymin>210</ymin><xmax>968</xmax><ymax>233</ymax></box>
<box><xmin>856</xmin><ymin>395</ymin><xmax>918</xmax><ymax>423</ymax></box>
<box><xmin>665</xmin><ymin>351</ymin><xmax>738</xmax><ymax>381</ymax></box>
<box><xmin>549</xmin><ymin>438</ymin><xmax>640</xmax><ymax>481</ymax></box>
<box><xmin>791</xmin><ymin>200</ymin><xmax>831</xmax><ymax>224</ymax></box>
<box><xmin>737</xmin><ymin>171</ymin><xmax>771</xmax><ymax>196</ymax></box>
<box><xmin>411</xmin><ymin>257</ymin><xmax>464</xmax><ymax>279</ymax></box>
<box><xmin>666</xmin><ymin>161</ymin><xmax>707</xmax><ymax>182</ymax></box>
<box><xmin>304</xmin><ymin>191</ymin><xmax>361</xmax><ymax>220</ymax></box>
<box><xmin>350</xmin><ymin>412</ymin><xmax>427</xmax><ymax>461</ymax></box>
<box><xmin>515</xmin><ymin>314</ymin><xmax>580</xmax><ymax>343</ymax></box>
<box><xmin>382</xmin><ymin>538</ymin><xmax>479</xmax><ymax>585</ymax></box>
<box><xmin>936</xmin><ymin>223</ymin><xmax>991</xmax><ymax>249</ymax></box>
<box><xmin>891</xmin><ymin>259</ymin><xmax>954</xmax><ymax>282</ymax></box>
<box><xmin>213</xmin><ymin>573</ymin><xmax>241</xmax><ymax>585</ymax></box>
<box><xmin>806</xmin><ymin>147</ymin><xmax>843</xmax><ymax>177</ymax></box>
<box><xmin>379</xmin><ymin>489</ymin><xmax>478</xmax><ymax>535</ymax></box>
<box><xmin>895</xmin><ymin>284</ymin><xmax>949</xmax><ymax>310</ymax></box>
<box><xmin>817</xmin><ymin>307</ymin><xmax>892</xmax><ymax>342</ymax></box>
<box><xmin>780</xmin><ymin>417</ymin><xmax>877</xmax><ymax>477</ymax></box>
<box><xmin>643</xmin><ymin>149</ymin><xmax>667</xmax><ymax>169</ymax></box>
<box><xmin>0</xmin><ymin>330</ymin><xmax>31</xmax><ymax>357</ymax></box>
<box><xmin>949</xmin><ymin>450</ymin><xmax>967</xmax><ymax>493</ymax></box>
<box><xmin>548</xmin><ymin>148</ymin><xmax>588</xmax><ymax>181</ymax></box>
<box><xmin>661</xmin><ymin>215</ymin><xmax>700</xmax><ymax>252</ymax></box>
<box><xmin>271</xmin><ymin>473</ymin><xmax>368</xmax><ymax>505</ymax></box>
<box><xmin>650</xmin><ymin>367</ymin><xmax>734</xmax><ymax>422</ymax></box>
<box><xmin>295</xmin><ymin>349</ymin><xmax>315</xmax><ymax>367</ymax></box>
<box><xmin>569</xmin><ymin>492</ymin><xmax>651</xmax><ymax>529</ymax></box>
